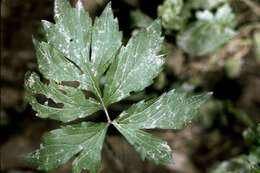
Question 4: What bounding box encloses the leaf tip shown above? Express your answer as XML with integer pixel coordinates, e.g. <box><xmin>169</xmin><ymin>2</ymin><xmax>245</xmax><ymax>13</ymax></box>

<box><xmin>41</xmin><ymin>20</ymin><xmax>52</xmax><ymax>31</ymax></box>
<box><xmin>204</xmin><ymin>91</ymin><xmax>213</xmax><ymax>100</ymax></box>
<box><xmin>147</xmin><ymin>18</ymin><xmax>162</xmax><ymax>33</ymax></box>
<box><xmin>76</xmin><ymin>0</ymin><xmax>84</xmax><ymax>10</ymax></box>
<box><xmin>105</xmin><ymin>1</ymin><xmax>112</xmax><ymax>8</ymax></box>
<box><xmin>32</xmin><ymin>37</ymin><xmax>40</xmax><ymax>48</ymax></box>
<box><xmin>102</xmin><ymin>1</ymin><xmax>114</xmax><ymax>17</ymax></box>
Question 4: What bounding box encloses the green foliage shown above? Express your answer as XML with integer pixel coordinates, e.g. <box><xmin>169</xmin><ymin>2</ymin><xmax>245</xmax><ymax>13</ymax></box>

<box><xmin>243</xmin><ymin>123</ymin><xmax>260</xmax><ymax>150</ymax></box>
<box><xmin>116</xmin><ymin>90</ymin><xmax>211</xmax><ymax>129</ymax></box>
<box><xmin>210</xmin><ymin>124</ymin><xmax>260</xmax><ymax>173</ymax></box>
<box><xmin>26</xmin><ymin>122</ymin><xmax>107</xmax><ymax>173</ymax></box>
<box><xmin>210</xmin><ymin>154</ymin><xmax>260</xmax><ymax>173</ymax></box>
<box><xmin>130</xmin><ymin>10</ymin><xmax>153</xmax><ymax>28</ymax></box>
<box><xmin>158</xmin><ymin>0</ymin><xmax>186</xmax><ymax>30</ymax></box>
<box><xmin>25</xmin><ymin>72</ymin><xmax>101</xmax><ymax>122</ymax></box>
<box><xmin>114</xmin><ymin>123</ymin><xmax>172</xmax><ymax>164</ymax></box>
<box><xmin>103</xmin><ymin>20</ymin><xmax>164</xmax><ymax>105</ymax></box>
<box><xmin>158</xmin><ymin>0</ymin><xmax>236</xmax><ymax>56</ymax></box>
<box><xmin>177</xmin><ymin>4</ymin><xmax>236</xmax><ymax>56</ymax></box>
<box><xmin>25</xmin><ymin>0</ymin><xmax>211</xmax><ymax>173</ymax></box>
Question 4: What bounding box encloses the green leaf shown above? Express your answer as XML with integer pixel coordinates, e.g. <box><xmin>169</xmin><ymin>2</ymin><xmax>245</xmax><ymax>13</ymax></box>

<box><xmin>243</xmin><ymin>123</ymin><xmax>260</xmax><ymax>146</ymax></box>
<box><xmin>25</xmin><ymin>122</ymin><xmax>108</xmax><ymax>173</ymax></box>
<box><xmin>207</xmin><ymin>4</ymin><xmax>235</xmax><ymax>27</ymax></box>
<box><xmin>116</xmin><ymin>89</ymin><xmax>212</xmax><ymax>129</ymax></box>
<box><xmin>112</xmin><ymin>89</ymin><xmax>211</xmax><ymax>165</ymax></box>
<box><xmin>130</xmin><ymin>9</ymin><xmax>153</xmax><ymax>28</ymax></box>
<box><xmin>26</xmin><ymin>0</ymin><xmax>212</xmax><ymax>172</ymax></box>
<box><xmin>210</xmin><ymin>124</ymin><xmax>260</xmax><ymax>173</ymax></box>
<box><xmin>33</xmin><ymin>39</ymin><xmax>91</xmax><ymax>90</ymax></box>
<box><xmin>25</xmin><ymin>72</ymin><xmax>101</xmax><ymax>122</ymax></box>
<box><xmin>114</xmin><ymin>123</ymin><xmax>172</xmax><ymax>164</ymax></box>
<box><xmin>209</xmin><ymin>154</ymin><xmax>260</xmax><ymax>173</ymax></box>
<box><xmin>104</xmin><ymin>20</ymin><xmax>164</xmax><ymax>105</ymax></box>
<box><xmin>158</xmin><ymin>0</ymin><xmax>187</xmax><ymax>30</ymax></box>
<box><xmin>29</xmin><ymin>0</ymin><xmax>122</xmax><ymax>119</ymax></box>
<box><xmin>91</xmin><ymin>2</ymin><xmax>122</xmax><ymax>76</ymax></box>
<box><xmin>41</xmin><ymin>0</ymin><xmax>122</xmax><ymax>92</ymax></box>
<box><xmin>177</xmin><ymin>4</ymin><xmax>236</xmax><ymax>56</ymax></box>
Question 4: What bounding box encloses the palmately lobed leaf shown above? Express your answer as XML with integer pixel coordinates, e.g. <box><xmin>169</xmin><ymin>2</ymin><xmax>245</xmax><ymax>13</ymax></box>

<box><xmin>25</xmin><ymin>72</ymin><xmax>101</xmax><ymax>122</ymax></box>
<box><xmin>32</xmin><ymin>38</ymin><xmax>93</xmax><ymax>91</ymax></box>
<box><xmin>177</xmin><ymin>4</ymin><xmax>236</xmax><ymax>56</ymax></box>
<box><xmin>25</xmin><ymin>122</ymin><xmax>108</xmax><ymax>173</ymax></box>
<box><xmin>158</xmin><ymin>0</ymin><xmax>186</xmax><ymax>30</ymax></box>
<box><xmin>111</xmin><ymin>90</ymin><xmax>211</xmax><ymax>165</ymax></box>
<box><xmin>104</xmin><ymin>20</ymin><xmax>164</xmax><ymax>105</ymax></box>
<box><xmin>25</xmin><ymin>0</ymin><xmax>212</xmax><ymax>172</ymax></box>
<box><xmin>116</xmin><ymin>89</ymin><xmax>212</xmax><ymax>129</ymax></box>
<box><xmin>114</xmin><ymin>123</ymin><xmax>172</xmax><ymax>164</ymax></box>
<box><xmin>41</xmin><ymin>0</ymin><xmax>122</xmax><ymax>93</ymax></box>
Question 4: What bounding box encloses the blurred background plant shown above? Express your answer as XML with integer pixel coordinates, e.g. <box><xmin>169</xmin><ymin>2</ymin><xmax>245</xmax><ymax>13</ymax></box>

<box><xmin>209</xmin><ymin>124</ymin><xmax>260</xmax><ymax>173</ymax></box>
<box><xmin>1</xmin><ymin>0</ymin><xmax>259</xmax><ymax>172</ymax></box>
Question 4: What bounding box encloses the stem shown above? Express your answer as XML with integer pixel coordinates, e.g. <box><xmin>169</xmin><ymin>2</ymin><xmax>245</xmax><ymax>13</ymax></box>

<box><xmin>91</xmin><ymin>84</ymin><xmax>111</xmax><ymax>123</ymax></box>
<box><xmin>90</xmin><ymin>80</ymin><xmax>111</xmax><ymax>123</ymax></box>
<box><xmin>98</xmin><ymin>94</ymin><xmax>112</xmax><ymax>123</ymax></box>
<box><xmin>83</xmin><ymin>64</ymin><xmax>112</xmax><ymax>123</ymax></box>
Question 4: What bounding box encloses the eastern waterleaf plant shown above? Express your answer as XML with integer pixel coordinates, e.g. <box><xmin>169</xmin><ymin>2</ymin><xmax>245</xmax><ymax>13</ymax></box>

<box><xmin>210</xmin><ymin>124</ymin><xmax>260</xmax><ymax>173</ymax></box>
<box><xmin>24</xmin><ymin>0</ymin><xmax>212</xmax><ymax>173</ymax></box>
<box><xmin>158</xmin><ymin>0</ymin><xmax>236</xmax><ymax>56</ymax></box>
